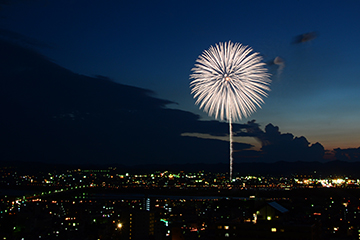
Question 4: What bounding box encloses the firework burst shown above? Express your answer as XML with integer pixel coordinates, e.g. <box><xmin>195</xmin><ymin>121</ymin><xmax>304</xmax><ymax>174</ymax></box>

<box><xmin>190</xmin><ymin>41</ymin><xmax>271</xmax><ymax>181</ymax></box>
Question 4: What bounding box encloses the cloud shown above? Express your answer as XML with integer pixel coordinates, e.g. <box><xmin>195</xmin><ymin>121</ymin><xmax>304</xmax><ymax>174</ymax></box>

<box><xmin>185</xmin><ymin>119</ymin><xmax>326</xmax><ymax>163</ymax></box>
<box><xmin>0</xmin><ymin>38</ymin><xmax>244</xmax><ymax>165</ymax></box>
<box><xmin>235</xmin><ymin>121</ymin><xmax>325</xmax><ymax>162</ymax></box>
<box><xmin>334</xmin><ymin>147</ymin><xmax>360</xmax><ymax>162</ymax></box>
<box><xmin>267</xmin><ymin>56</ymin><xmax>285</xmax><ymax>77</ymax></box>
<box><xmin>292</xmin><ymin>31</ymin><xmax>317</xmax><ymax>44</ymax></box>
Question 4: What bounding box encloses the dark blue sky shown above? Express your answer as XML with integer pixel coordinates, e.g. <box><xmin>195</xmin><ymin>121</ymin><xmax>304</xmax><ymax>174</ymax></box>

<box><xmin>1</xmin><ymin>0</ymin><xmax>360</xmax><ymax>163</ymax></box>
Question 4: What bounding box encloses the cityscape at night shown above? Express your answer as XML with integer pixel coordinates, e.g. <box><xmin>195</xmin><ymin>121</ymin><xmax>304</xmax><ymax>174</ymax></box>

<box><xmin>1</xmin><ymin>0</ymin><xmax>360</xmax><ymax>239</ymax></box>
<box><xmin>2</xmin><ymin>163</ymin><xmax>360</xmax><ymax>239</ymax></box>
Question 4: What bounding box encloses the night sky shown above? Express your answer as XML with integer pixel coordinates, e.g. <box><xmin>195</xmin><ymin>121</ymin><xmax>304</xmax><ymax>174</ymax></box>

<box><xmin>1</xmin><ymin>0</ymin><xmax>360</xmax><ymax>164</ymax></box>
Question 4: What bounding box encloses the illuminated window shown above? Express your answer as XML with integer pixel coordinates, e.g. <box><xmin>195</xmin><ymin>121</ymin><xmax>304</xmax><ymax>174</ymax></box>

<box><xmin>224</xmin><ymin>226</ymin><xmax>229</xmax><ymax>230</ymax></box>
<box><xmin>225</xmin><ymin>233</ymin><xmax>229</xmax><ymax>237</ymax></box>
<box><xmin>271</xmin><ymin>228</ymin><xmax>277</xmax><ymax>232</ymax></box>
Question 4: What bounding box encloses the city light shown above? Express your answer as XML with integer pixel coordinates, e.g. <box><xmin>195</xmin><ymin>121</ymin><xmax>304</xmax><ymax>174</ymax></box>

<box><xmin>1</xmin><ymin>166</ymin><xmax>360</xmax><ymax>239</ymax></box>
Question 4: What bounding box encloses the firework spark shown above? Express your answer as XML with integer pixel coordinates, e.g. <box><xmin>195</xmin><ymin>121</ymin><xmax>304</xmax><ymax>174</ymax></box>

<box><xmin>190</xmin><ymin>41</ymin><xmax>271</xmax><ymax>181</ymax></box>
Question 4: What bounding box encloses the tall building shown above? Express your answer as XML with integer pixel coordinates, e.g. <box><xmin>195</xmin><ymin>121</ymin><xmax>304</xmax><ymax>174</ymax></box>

<box><xmin>118</xmin><ymin>210</ymin><xmax>160</xmax><ymax>240</ymax></box>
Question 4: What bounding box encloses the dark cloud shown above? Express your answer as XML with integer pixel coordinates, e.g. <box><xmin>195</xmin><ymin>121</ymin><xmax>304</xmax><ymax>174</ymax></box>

<box><xmin>292</xmin><ymin>31</ymin><xmax>317</xmax><ymax>44</ymax></box>
<box><xmin>0</xmin><ymin>39</ymin><xmax>332</xmax><ymax>166</ymax></box>
<box><xmin>0</xmin><ymin>39</ymin><xmax>244</xmax><ymax>165</ymax></box>
<box><xmin>183</xmin><ymin>120</ymin><xmax>254</xmax><ymax>138</ymax></box>
<box><xmin>334</xmin><ymin>147</ymin><xmax>360</xmax><ymax>162</ymax></box>
<box><xmin>234</xmin><ymin>121</ymin><xmax>325</xmax><ymax>162</ymax></box>
<box><xmin>233</xmin><ymin>149</ymin><xmax>262</xmax><ymax>161</ymax></box>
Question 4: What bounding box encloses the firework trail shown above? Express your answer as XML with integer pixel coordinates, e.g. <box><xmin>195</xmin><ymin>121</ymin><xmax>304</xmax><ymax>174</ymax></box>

<box><xmin>190</xmin><ymin>41</ymin><xmax>271</xmax><ymax>181</ymax></box>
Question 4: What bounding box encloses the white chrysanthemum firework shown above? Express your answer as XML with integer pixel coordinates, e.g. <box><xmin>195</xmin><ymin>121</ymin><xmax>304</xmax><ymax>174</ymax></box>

<box><xmin>190</xmin><ymin>41</ymin><xmax>271</xmax><ymax>181</ymax></box>
<box><xmin>190</xmin><ymin>41</ymin><xmax>271</xmax><ymax>122</ymax></box>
